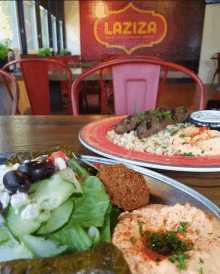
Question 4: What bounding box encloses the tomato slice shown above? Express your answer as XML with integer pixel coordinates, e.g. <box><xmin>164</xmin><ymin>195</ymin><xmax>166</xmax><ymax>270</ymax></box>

<box><xmin>93</xmin><ymin>163</ymin><xmax>101</xmax><ymax>169</ymax></box>
<box><xmin>49</xmin><ymin>151</ymin><xmax>66</xmax><ymax>162</ymax></box>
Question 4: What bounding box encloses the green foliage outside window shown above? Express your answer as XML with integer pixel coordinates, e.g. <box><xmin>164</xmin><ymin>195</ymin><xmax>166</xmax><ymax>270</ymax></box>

<box><xmin>60</xmin><ymin>49</ymin><xmax>67</xmax><ymax>56</ymax></box>
<box><xmin>0</xmin><ymin>43</ymin><xmax>8</xmax><ymax>60</ymax></box>
<box><xmin>38</xmin><ymin>47</ymin><xmax>51</xmax><ymax>57</ymax></box>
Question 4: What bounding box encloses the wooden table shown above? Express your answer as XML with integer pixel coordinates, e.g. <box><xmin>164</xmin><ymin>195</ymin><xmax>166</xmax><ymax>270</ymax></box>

<box><xmin>1</xmin><ymin>115</ymin><xmax>220</xmax><ymax>206</ymax></box>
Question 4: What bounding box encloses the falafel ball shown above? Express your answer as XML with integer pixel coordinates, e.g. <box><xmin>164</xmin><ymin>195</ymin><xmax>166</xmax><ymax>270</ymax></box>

<box><xmin>97</xmin><ymin>163</ymin><xmax>150</xmax><ymax>211</ymax></box>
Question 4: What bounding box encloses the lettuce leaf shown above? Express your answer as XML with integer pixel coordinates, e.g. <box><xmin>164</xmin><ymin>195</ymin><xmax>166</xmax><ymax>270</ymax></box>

<box><xmin>87</xmin><ymin>226</ymin><xmax>100</xmax><ymax>246</ymax></box>
<box><xmin>49</xmin><ymin>224</ymin><xmax>93</xmax><ymax>254</ymax></box>
<box><xmin>21</xmin><ymin>235</ymin><xmax>67</xmax><ymax>258</ymax></box>
<box><xmin>0</xmin><ymin>215</ymin><xmax>34</xmax><ymax>262</ymax></box>
<box><xmin>69</xmin><ymin>176</ymin><xmax>110</xmax><ymax>228</ymax></box>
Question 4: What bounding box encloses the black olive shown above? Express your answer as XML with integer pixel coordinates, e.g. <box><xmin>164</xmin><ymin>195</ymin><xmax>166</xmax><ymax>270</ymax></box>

<box><xmin>17</xmin><ymin>159</ymin><xmax>55</xmax><ymax>183</ymax></box>
<box><xmin>3</xmin><ymin>170</ymin><xmax>32</xmax><ymax>193</ymax></box>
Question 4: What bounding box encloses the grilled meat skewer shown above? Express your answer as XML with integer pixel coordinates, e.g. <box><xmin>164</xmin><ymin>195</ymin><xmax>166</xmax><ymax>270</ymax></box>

<box><xmin>114</xmin><ymin>107</ymin><xmax>191</xmax><ymax>138</ymax></box>
<box><xmin>137</xmin><ymin>107</ymin><xmax>191</xmax><ymax>139</ymax></box>
<box><xmin>114</xmin><ymin>111</ymin><xmax>150</xmax><ymax>135</ymax></box>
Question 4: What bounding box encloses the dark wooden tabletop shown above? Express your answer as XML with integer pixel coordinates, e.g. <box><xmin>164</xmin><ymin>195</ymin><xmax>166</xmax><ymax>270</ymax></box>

<box><xmin>1</xmin><ymin>115</ymin><xmax>220</xmax><ymax>206</ymax></box>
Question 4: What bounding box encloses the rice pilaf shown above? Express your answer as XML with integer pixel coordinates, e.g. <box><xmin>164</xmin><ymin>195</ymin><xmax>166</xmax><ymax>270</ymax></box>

<box><xmin>107</xmin><ymin>123</ymin><xmax>192</xmax><ymax>156</ymax></box>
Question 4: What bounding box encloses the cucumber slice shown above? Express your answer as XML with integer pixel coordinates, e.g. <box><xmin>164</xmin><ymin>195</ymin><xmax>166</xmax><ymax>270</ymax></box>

<box><xmin>73</xmin><ymin>158</ymin><xmax>100</xmax><ymax>176</ymax></box>
<box><xmin>29</xmin><ymin>172</ymin><xmax>75</xmax><ymax>211</ymax></box>
<box><xmin>6</xmin><ymin>205</ymin><xmax>42</xmax><ymax>237</ymax></box>
<box><xmin>68</xmin><ymin>158</ymin><xmax>91</xmax><ymax>179</ymax></box>
<box><xmin>0</xmin><ymin>213</ymin><xmax>35</xmax><ymax>262</ymax></box>
<box><xmin>0</xmin><ymin>241</ymin><xmax>34</xmax><ymax>262</ymax></box>
<box><xmin>35</xmin><ymin>199</ymin><xmax>75</xmax><ymax>236</ymax></box>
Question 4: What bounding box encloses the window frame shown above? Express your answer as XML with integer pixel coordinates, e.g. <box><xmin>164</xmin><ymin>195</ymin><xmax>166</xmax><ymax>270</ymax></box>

<box><xmin>16</xmin><ymin>0</ymin><xmax>66</xmax><ymax>55</ymax></box>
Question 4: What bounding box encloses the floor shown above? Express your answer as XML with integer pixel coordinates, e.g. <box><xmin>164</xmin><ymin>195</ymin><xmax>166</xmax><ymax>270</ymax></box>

<box><xmin>80</xmin><ymin>82</ymin><xmax>220</xmax><ymax>115</ymax></box>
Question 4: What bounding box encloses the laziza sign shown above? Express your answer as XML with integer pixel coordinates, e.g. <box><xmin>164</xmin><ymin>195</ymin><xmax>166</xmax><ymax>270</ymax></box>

<box><xmin>94</xmin><ymin>3</ymin><xmax>167</xmax><ymax>54</ymax></box>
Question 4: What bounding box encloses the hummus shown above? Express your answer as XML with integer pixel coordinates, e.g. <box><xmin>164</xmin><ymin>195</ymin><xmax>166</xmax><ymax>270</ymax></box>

<box><xmin>169</xmin><ymin>126</ymin><xmax>220</xmax><ymax>156</ymax></box>
<box><xmin>112</xmin><ymin>203</ymin><xmax>220</xmax><ymax>274</ymax></box>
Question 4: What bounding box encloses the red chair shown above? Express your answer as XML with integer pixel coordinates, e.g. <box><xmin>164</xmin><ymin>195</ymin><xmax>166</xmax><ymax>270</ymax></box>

<box><xmin>3</xmin><ymin>58</ymin><xmax>73</xmax><ymax>115</ymax></box>
<box><xmin>0</xmin><ymin>68</ymin><xmax>19</xmax><ymax>115</ymax></box>
<box><xmin>48</xmin><ymin>55</ymin><xmax>80</xmax><ymax>68</ymax></box>
<box><xmin>71</xmin><ymin>56</ymin><xmax>205</xmax><ymax>115</ymax></box>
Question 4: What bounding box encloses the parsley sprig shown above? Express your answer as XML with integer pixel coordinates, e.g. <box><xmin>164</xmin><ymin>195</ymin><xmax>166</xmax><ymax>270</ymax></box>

<box><xmin>139</xmin><ymin>221</ymin><xmax>193</xmax><ymax>271</ymax></box>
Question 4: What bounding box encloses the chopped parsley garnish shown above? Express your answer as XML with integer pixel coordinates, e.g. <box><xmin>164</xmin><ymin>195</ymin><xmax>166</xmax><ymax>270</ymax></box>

<box><xmin>174</xmin><ymin>123</ymin><xmax>178</xmax><ymax>127</ymax></box>
<box><xmin>180</xmin><ymin>106</ymin><xmax>185</xmax><ymax>113</ymax></box>
<box><xmin>208</xmin><ymin>232</ymin><xmax>213</xmax><ymax>235</ymax></box>
<box><xmin>143</xmin><ymin>230</ymin><xmax>193</xmax><ymax>256</ymax></box>
<box><xmin>199</xmin><ymin>267</ymin><xmax>204</xmax><ymax>274</ymax></box>
<box><xmin>201</xmin><ymin>150</ymin><xmax>205</xmax><ymax>153</ymax></box>
<box><xmin>166</xmin><ymin>128</ymin><xmax>172</xmax><ymax>133</ymax></box>
<box><xmin>171</xmin><ymin>130</ymin><xmax>179</xmax><ymax>136</ymax></box>
<box><xmin>142</xmin><ymin>221</ymin><xmax>193</xmax><ymax>271</ymax></box>
<box><xmin>154</xmin><ymin>142</ymin><xmax>160</xmax><ymax>146</ymax></box>
<box><xmin>138</xmin><ymin>111</ymin><xmax>147</xmax><ymax>119</ymax></box>
<box><xmin>164</xmin><ymin>111</ymin><xmax>171</xmax><ymax>118</ymax></box>
<box><xmin>180</xmin><ymin>134</ymin><xmax>186</xmax><ymax>138</ymax></box>
<box><xmin>169</xmin><ymin>253</ymin><xmax>189</xmax><ymax>270</ymax></box>
<box><xmin>155</xmin><ymin>257</ymin><xmax>161</xmax><ymax>262</ymax></box>
<box><xmin>195</xmin><ymin>230</ymin><xmax>200</xmax><ymax>235</ymax></box>
<box><xmin>141</xmin><ymin>140</ymin><xmax>145</xmax><ymax>143</ymax></box>
<box><xmin>182</xmin><ymin>152</ymin><xmax>195</xmax><ymax>157</ymax></box>
<box><xmin>155</xmin><ymin>111</ymin><xmax>171</xmax><ymax>120</ymax></box>
<box><xmin>199</xmin><ymin>257</ymin><xmax>204</xmax><ymax>264</ymax></box>
<box><xmin>177</xmin><ymin>222</ymin><xmax>188</xmax><ymax>233</ymax></box>
<box><xmin>180</xmin><ymin>125</ymin><xmax>185</xmax><ymax>129</ymax></box>
<box><xmin>210</xmin><ymin>148</ymin><xmax>213</xmax><ymax>150</ymax></box>
<box><xmin>138</xmin><ymin>220</ymin><xmax>144</xmax><ymax>237</ymax></box>
<box><xmin>130</xmin><ymin>237</ymin><xmax>137</xmax><ymax>243</ymax></box>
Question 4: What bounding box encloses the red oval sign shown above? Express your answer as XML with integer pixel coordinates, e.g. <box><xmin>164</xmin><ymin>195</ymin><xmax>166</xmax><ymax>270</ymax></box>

<box><xmin>94</xmin><ymin>3</ymin><xmax>167</xmax><ymax>54</ymax></box>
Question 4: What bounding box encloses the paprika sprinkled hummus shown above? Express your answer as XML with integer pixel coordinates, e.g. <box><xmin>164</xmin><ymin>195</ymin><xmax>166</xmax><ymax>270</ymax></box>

<box><xmin>112</xmin><ymin>203</ymin><xmax>220</xmax><ymax>274</ymax></box>
<box><xmin>168</xmin><ymin>126</ymin><xmax>220</xmax><ymax>156</ymax></box>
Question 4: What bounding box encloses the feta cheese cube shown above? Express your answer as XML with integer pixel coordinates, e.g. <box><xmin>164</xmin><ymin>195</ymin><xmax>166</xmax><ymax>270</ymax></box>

<box><xmin>10</xmin><ymin>192</ymin><xmax>31</xmax><ymax>211</ymax></box>
<box><xmin>0</xmin><ymin>184</ymin><xmax>5</xmax><ymax>194</ymax></box>
<box><xmin>54</xmin><ymin>157</ymin><xmax>66</xmax><ymax>170</ymax></box>
<box><xmin>0</xmin><ymin>192</ymin><xmax>10</xmax><ymax>209</ymax></box>
<box><xmin>12</xmin><ymin>163</ymin><xmax>20</xmax><ymax>169</ymax></box>
<box><xmin>21</xmin><ymin>203</ymin><xmax>40</xmax><ymax>220</ymax></box>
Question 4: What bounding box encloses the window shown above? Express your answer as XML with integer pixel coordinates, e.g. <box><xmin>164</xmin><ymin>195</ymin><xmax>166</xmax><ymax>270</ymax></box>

<box><xmin>2</xmin><ymin>1</ymin><xmax>66</xmax><ymax>54</ymax></box>
<box><xmin>59</xmin><ymin>20</ymin><xmax>63</xmax><ymax>50</ymax></box>
<box><xmin>0</xmin><ymin>1</ymin><xmax>20</xmax><ymax>50</ymax></box>
<box><xmin>52</xmin><ymin>15</ymin><xmax>57</xmax><ymax>52</ymax></box>
<box><xmin>40</xmin><ymin>6</ymin><xmax>49</xmax><ymax>48</ymax></box>
<box><xmin>23</xmin><ymin>1</ymin><xmax>38</xmax><ymax>51</ymax></box>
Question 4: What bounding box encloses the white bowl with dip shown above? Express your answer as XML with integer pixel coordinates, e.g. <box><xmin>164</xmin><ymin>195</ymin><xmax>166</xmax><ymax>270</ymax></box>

<box><xmin>189</xmin><ymin>110</ymin><xmax>220</xmax><ymax>130</ymax></box>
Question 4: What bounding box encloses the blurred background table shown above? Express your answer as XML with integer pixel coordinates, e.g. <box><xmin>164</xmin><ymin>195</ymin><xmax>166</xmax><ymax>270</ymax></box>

<box><xmin>1</xmin><ymin>115</ymin><xmax>220</xmax><ymax>206</ymax></box>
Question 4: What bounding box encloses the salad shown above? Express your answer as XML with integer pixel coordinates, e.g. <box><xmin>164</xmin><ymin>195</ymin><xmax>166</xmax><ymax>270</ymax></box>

<box><xmin>0</xmin><ymin>149</ymin><xmax>117</xmax><ymax>263</ymax></box>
